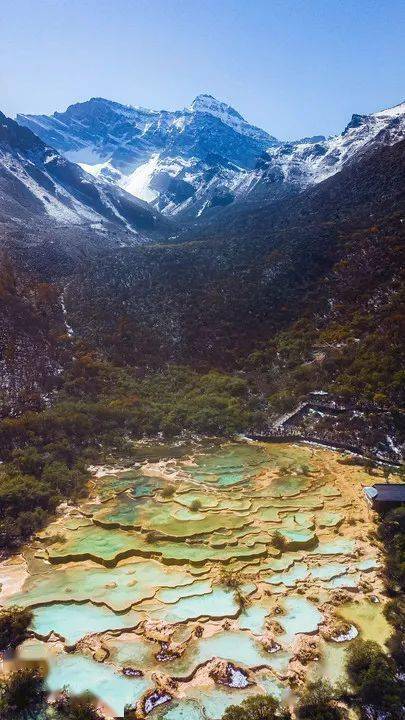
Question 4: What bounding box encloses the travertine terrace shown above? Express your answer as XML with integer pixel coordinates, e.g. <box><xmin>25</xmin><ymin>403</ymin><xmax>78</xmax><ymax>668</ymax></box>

<box><xmin>0</xmin><ymin>441</ymin><xmax>394</xmax><ymax>719</ymax></box>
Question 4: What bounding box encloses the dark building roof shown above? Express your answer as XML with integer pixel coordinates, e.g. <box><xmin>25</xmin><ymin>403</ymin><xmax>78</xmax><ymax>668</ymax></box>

<box><xmin>365</xmin><ymin>484</ymin><xmax>405</xmax><ymax>503</ymax></box>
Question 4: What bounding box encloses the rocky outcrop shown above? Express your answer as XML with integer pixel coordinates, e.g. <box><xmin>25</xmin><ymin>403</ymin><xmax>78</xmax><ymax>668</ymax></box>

<box><xmin>209</xmin><ymin>658</ymin><xmax>252</xmax><ymax>688</ymax></box>
<box><xmin>128</xmin><ymin>673</ymin><xmax>177</xmax><ymax>719</ymax></box>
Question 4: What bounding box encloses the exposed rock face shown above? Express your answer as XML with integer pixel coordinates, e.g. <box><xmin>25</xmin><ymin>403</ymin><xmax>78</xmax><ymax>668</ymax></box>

<box><xmin>130</xmin><ymin>673</ymin><xmax>177</xmax><ymax>719</ymax></box>
<box><xmin>209</xmin><ymin>658</ymin><xmax>251</xmax><ymax>688</ymax></box>
<box><xmin>76</xmin><ymin>635</ymin><xmax>110</xmax><ymax>663</ymax></box>
<box><xmin>142</xmin><ymin>620</ymin><xmax>175</xmax><ymax>643</ymax></box>
<box><xmin>261</xmin><ymin>633</ymin><xmax>283</xmax><ymax>653</ymax></box>
<box><xmin>155</xmin><ymin>641</ymin><xmax>184</xmax><ymax>662</ymax></box>
<box><xmin>93</xmin><ymin>646</ymin><xmax>109</xmax><ymax>662</ymax></box>
<box><xmin>263</xmin><ymin>620</ymin><xmax>284</xmax><ymax>637</ymax></box>
<box><xmin>122</xmin><ymin>666</ymin><xmax>144</xmax><ymax>677</ymax></box>
<box><xmin>293</xmin><ymin>635</ymin><xmax>320</xmax><ymax>664</ymax></box>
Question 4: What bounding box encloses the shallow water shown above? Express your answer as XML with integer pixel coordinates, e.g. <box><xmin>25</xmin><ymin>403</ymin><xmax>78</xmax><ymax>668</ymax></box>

<box><xmin>278</xmin><ymin>596</ymin><xmax>323</xmax><ymax>639</ymax></box>
<box><xmin>32</xmin><ymin>603</ymin><xmax>142</xmax><ymax>644</ymax></box>
<box><xmin>314</xmin><ymin>639</ymin><xmax>348</xmax><ymax>684</ymax></box>
<box><xmin>337</xmin><ymin>601</ymin><xmax>393</xmax><ymax>647</ymax></box>
<box><xmin>46</xmin><ymin>653</ymin><xmax>151</xmax><ymax>715</ymax></box>
<box><xmin>173</xmin><ymin>630</ymin><xmax>291</xmax><ymax>676</ymax></box>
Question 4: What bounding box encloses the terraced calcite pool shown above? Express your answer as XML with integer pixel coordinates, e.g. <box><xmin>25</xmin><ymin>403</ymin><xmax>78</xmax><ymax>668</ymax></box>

<box><xmin>0</xmin><ymin>441</ymin><xmax>394</xmax><ymax>718</ymax></box>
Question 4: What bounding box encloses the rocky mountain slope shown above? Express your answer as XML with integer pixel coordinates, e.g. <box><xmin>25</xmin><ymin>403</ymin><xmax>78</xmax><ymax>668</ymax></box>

<box><xmin>0</xmin><ymin>252</ymin><xmax>69</xmax><ymax>416</ymax></box>
<box><xmin>17</xmin><ymin>95</ymin><xmax>278</xmax><ymax>219</ymax></box>
<box><xmin>0</xmin><ymin>110</ymin><xmax>172</xmax><ymax>260</ymax></box>
<box><xmin>17</xmin><ymin>97</ymin><xmax>405</xmax><ymax>222</ymax></box>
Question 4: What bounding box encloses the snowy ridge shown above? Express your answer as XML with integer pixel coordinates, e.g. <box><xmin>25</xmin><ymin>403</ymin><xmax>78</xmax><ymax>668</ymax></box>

<box><xmin>257</xmin><ymin>100</ymin><xmax>405</xmax><ymax>195</ymax></box>
<box><xmin>16</xmin><ymin>96</ymin><xmax>405</xmax><ymax>220</ymax></box>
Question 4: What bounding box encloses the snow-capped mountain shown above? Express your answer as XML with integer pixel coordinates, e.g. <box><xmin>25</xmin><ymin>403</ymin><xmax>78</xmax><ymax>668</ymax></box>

<box><xmin>16</xmin><ymin>96</ymin><xmax>405</xmax><ymax>221</ymax></box>
<box><xmin>17</xmin><ymin>95</ymin><xmax>278</xmax><ymax>219</ymax></box>
<box><xmin>0</xmin><ymin>110</ymin><xmax>171</xmax><ymax>247</ymax></box>
<box><xmin>247</xmin><ymin>101</ymin><xmax>405</xmax><ymax>203</ymax></box>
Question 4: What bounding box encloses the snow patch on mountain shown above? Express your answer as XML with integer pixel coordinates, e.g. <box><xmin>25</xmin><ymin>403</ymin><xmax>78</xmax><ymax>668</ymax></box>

<box><xmin>0</xmin><ymin>150</ymin><xmax>100</xmax><ymax>225</ymax></box>
<box><xmin>65</xmin><ymin>145</ymin><xmax>107</xmax><ymax>165</ymax></box>
<box><xmin>121</xmin><ymin>153</ymin><xmax>161</xmax><ymax>203</ymax></box>
<box><xmin>376</xmin><ymin>100</ymin><xmax>405</xmax><ymax>118</ymax></box>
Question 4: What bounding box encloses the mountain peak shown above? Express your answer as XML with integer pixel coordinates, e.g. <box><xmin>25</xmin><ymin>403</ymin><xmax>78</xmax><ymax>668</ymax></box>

<box><xmin>190</xmin><ymin>94</ymin><xmax>244</xmax><ymax>121</ymax></box>
<box><xmin>188</xmin><ymin>93</ymin><xmax>276</xmax><ymax>144</ymax></box>
<box><xmin>59</xmin><ymin>96</ymin><xmax>131</xmax><ymax>117</ymax></box>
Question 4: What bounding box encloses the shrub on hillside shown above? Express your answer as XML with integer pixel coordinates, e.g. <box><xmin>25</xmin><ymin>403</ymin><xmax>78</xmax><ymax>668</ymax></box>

<box><xmin>0</xmin><ymin>606</ymin><xmax>33</xmax><ymax>651</ymax></box>
<box><xmin>296</xmin><ymin>680</ymin><xmax>347</xmax><ymax>720</ymax></box>
<box><xmin>0</xmin><ymin>667</ymin><xmax>46</xmax><ymax>719</ymax></box>
<box><xmin>53</xmin><ymin>690</ymin><xmax>106</xmax><ymax>719</ymax></box>
<box><xmin>221</xmin><ymin>694</ymin><xmax>291</xmax><ymax>720</ymax></box>
<box><xmin>346</xmin><ymin>639</ymin><xmax>404</xmax><ymax>717</ymax></box>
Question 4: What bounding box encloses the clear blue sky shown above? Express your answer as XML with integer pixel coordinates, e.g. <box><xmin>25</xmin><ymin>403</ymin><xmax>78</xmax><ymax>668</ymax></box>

<box><xmin>1</xmin><ymin>0</ymin><xmax>404</xmax><ymax>140</ymax></box>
